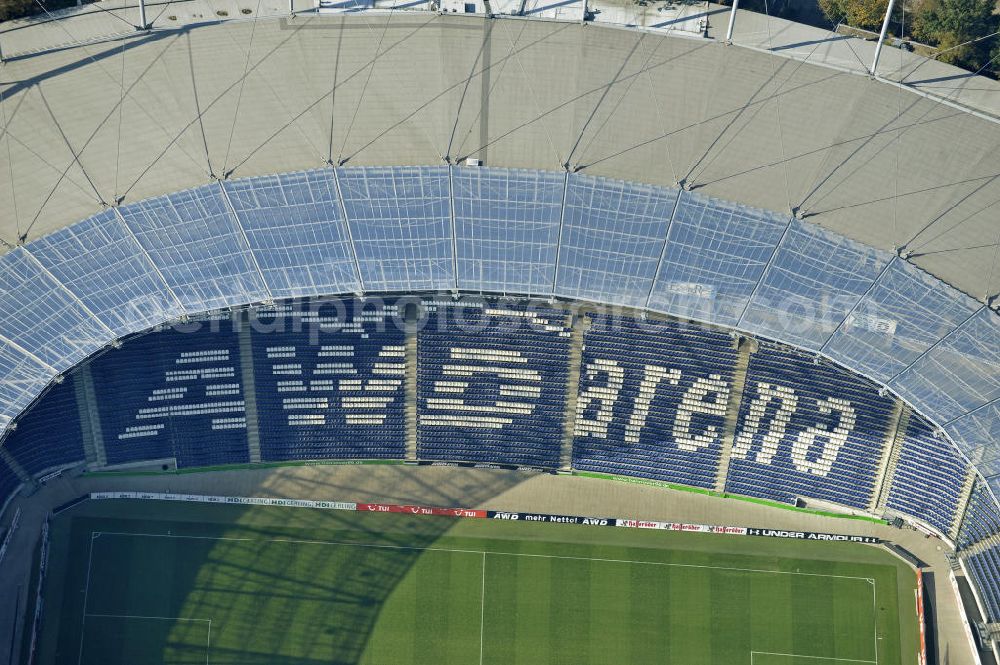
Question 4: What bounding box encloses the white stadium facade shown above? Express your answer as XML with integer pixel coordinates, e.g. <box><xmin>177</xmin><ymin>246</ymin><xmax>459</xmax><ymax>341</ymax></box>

<box><xmin>1</xmin><ymin>0</ymin><xmax>1000</xmax><ymax>662</ymax></box>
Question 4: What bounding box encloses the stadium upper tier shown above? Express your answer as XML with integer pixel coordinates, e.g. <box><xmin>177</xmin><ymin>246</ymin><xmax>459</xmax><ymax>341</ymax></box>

<box><xmin>2</xmin><ymin>296</ymin><xmax>999</xmax><ymax>617</ymax></box>
<box><xmin>0</xmin><ymin>166</ymin><xmax>997</xmax><ymax>487</ymax></box>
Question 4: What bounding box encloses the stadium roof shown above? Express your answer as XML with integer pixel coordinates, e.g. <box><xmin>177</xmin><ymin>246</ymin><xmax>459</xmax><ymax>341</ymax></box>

<box><xmin>1</xmin><ymin>3</ymin><xmax>1000</xmax><ymax>492</ymax></box>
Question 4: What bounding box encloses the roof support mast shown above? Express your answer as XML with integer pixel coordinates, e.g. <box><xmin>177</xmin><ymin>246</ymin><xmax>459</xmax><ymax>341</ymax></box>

<box><xmin>138</xmin><ymin>0</ymin><xmax>149</xmax><ymax>30</ymax></box>
<box><xmin>870</xmin><ymin>0</ymin><xmax>897</xmax><ymax>76</ymax></box>
<box><xmin>725</xmin><ymin>0</ymin><xmax>739</xmax><ymax>43</ymax></box>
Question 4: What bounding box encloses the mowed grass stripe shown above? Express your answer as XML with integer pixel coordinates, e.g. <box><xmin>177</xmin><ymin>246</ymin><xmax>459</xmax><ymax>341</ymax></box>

<box><xmin>711</xmin><ymin>564</ymin><xmax>751</xmax><ymax>664</ymax></box>
<box><xmin>40</xmin><ymin>507</ymin><xmax>914</xmax><ymax>665</ymax></box>
<box><xmin>81</xmin><ymin>533</ymin><xmax>881</xmax><ymax>665</ymax></box>
<box><xmin>359</xmin><ymin>549</ymin><xmax>482</xmax><ymax>665</ymax></box>
<box><xmin>85</xmin><ymin>533</ymin><xmax>486</xmax><ymax>665</ymax></box>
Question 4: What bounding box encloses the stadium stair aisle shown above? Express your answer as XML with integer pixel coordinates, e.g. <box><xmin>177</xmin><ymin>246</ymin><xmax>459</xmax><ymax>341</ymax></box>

<box><xmin>405</xmin><ymin>325</ymin><xmax>418</xmax><ymax>460</ymax></box>
<box><xmin>725</xmin><ymin>342</ymin><xmax>895</xmax><ymax>509</ymax></box>
<box><xmin>559</xmin><ymin>312</ymin><xmax>588</xmax><ymax>470</ymax></box>
<box><xmin>958</xmin><ymin>477</ymin><xmax>1000</xmax><ymax>549</ymax></box>
<box><xmin>870</xmin><ymin>403</ymin><xmax>908</xmax><ymax>512</ymax></box>
<box><xmin>962</xmin><ymin>537</ymin><xmax>1000</xmax><ymax>621</ymax></box>
<box><xmin>714</xmin><ymin>335</ymin><xmax>753</xmax><ymax>493</ymax></box>
<box><xmin>73</xmin><ymin>370</ymin><xmax>105</xmax><ymax>468</ymax></box>
<box><xmin>952</xmin><ymin>468</ymin><xmax>980</xmax><ymax>541</ymax></box>
<box><xmin>887</xmin><ymin>414</ymin><xmax>970</xmax><ymax>537</ymax></box>
<box><xmin>572</xmin><ymin>314</ymin><xmax>738</xmax><ymax>488</ymax></box>
<box><xmin>237</xmin><ymin>310</ymin><xmax>263</xmax><ymax>464</ymax></box>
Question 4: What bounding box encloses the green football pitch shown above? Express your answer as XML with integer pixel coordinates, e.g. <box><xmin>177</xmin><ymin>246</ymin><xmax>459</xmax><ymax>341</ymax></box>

<box><xmin>34</xmin><ymin>499</ymin><xmax>920</xmax><ymax>665</ymax></box>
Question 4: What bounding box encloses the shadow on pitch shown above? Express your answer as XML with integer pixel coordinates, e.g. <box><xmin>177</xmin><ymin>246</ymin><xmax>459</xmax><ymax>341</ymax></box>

<box><xmin>59</xmin><ymin>466</ymin><xmax>530</xmax><ymax>664</ymax></box>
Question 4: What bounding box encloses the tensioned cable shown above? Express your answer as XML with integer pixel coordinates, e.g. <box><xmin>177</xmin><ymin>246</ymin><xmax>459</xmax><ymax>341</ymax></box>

<box><xmin>491</xmin><ymin>17</ymin><xmax>562</xmax><ymax>168</ymax></box>
<box><xmin>150</xmin><ymin>1</ymin><xmax>176</xmax><ymax>26</ymax></box>
<box><xmin>907</xmin><ymin>178</ymin><xmax>1000</xmax><ymax>255</ymax></box>
<box><xmin>893</xmin><ymin>30</ymin><xmax>1000</xmax><ymax>84</ymax></box>
<box><xmin>326</xmin><ymin>15</ymin><xmax>345</xmax><ymax>165</ymax></box>
<box><xmin>120</xmin><ymin>9</ymin><xmax>328</xmax><ymax>198</ymax></box>
<box><xmin>683</xmin><ymin>3</ymin><xmax>857</xmax><ymax>198</ymax></box>
<box><xmin>452</xmin><ymin>18</ymin><xmax>529</xmax><ymax>161</ymax></box>
<box><xmin>445</xmin><ymin>20</ymin><xmax>493</xmax><ymax>162</ymax></box>
<box><xmin>564</xmin><ymin>34</ymin><xmax>645</xmax><ymax>170</ymax></box>
<box><xmin>221</xmin><ymin>0</ymin><xmax>266</xmax><ymax>178</ymax></box>
<box><xmin>762</xmin><ymin>0</ymin><xmax>792</xmax><ymax>214</ymax></box>
<box><xmin>838</xmin><ymin>19</ymin><xmax>875</xmax><ymax>74</ymax></box>
<box><xmin>84</xmin><ymin>0</ymin><xmax>140</xmax><ymax>30</ymax></box>
<box><xmin>982</xmin><ymin>221</ymin><xmax>1000</xmax><ymax>301</ymax></box>
<box><xmin>463</xmin><ymin>40</ymin><xmax>700</xmax><ymax>168</ymax></box>
<box><xmin>219</xmin><ymin>21</ymin><xmax>328</xmax><ymax>166</ymax></box>
<box><xmin>0</xmin><ymin>80</ymin><xmax>20</xmax><ymax>243</ymax></box>
<box><xmin>14</xmin><ymin>0</ymin><xmax>208</xmax><ymax>215</ymax></box>
<box><xmin>27</xmin><ymin>55</ymin><xmax>105</xmax><ymax>206</ymax></box>
<box><xmin>573</xmin><ymin>34</ymin><xmax>663</xmax><ymax>172</ymax></box>
<box><xmin>892</xmin><ymin>3</ymin><xmax>903</xmax><ymax>247</ymax></box>
<box><xmin>903</xmin><ymin>34</ymin><xmax>1000</xmax><ymax>254</ymax></box>
<box><xmin>28</xmin><ymin>0</ymin><xmax>111</xmax><ymax>210</ymax></box>
<box><xmin>114</xmin><ymin>35</ymin><xmax>127</xmax><ymax>203</ymax></box>
<box><xmin>793</xmin><ymin>8</ymin><xmax>959</xmax><ymax>219</ymax></box>
<box><xmin>219</xmin><ymin>15</ymin><xmax>441</xmax><ymax>175</ymax></box>
<box><xmin>641</xmin><ymin>43</ymin><xmax>678</xmax><ymax>185</ymax></box>
<box><xmin>337</xmin><ymin>5</ymin><xmax>398</xmax><ymax>166</ymax></box>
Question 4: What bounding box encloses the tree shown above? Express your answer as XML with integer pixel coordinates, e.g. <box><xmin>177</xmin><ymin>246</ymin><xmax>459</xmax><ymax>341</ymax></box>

<box><xmin>912</xmin><ymin>0</ymin><xmax>998</xmax><ymax>69</ymax></box>
<box><xmin>817</xmin><ymin>0</ymin><xmax>890</xmax><ymax>31</ymax></box>
<box><xmin>0</xmin><ymin>0</ymin><xmax>35</xmax><ymax>21</ymax></box>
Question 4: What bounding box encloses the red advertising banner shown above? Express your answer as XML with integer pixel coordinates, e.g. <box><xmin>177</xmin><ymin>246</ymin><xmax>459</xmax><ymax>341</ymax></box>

<box><xmin>355</xmin><ymin>503</ymin><xmax>486</xmax><ymax>518</ymax></box>
<box><xmin>916</xmin><ymin>569</ymin><xmax>927</xmax><ymax>665</ymax></box>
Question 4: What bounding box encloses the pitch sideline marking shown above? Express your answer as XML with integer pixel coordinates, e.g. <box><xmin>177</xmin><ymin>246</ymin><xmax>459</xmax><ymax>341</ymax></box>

<box><xmin>871</xmin><ymin>578</ymin><xmax>879</xmax><ymax>665</ymax></box>
<box><xmin>84</xmin><ymin>530</ymin><xmax>880</xmax><ymax>665</ymax></box>
<box><xmin>748</xmin><ymin>576</ymin><xmax>879</xmax><ymax>665</ymax></box>
<box><xmin>81</xmin><ymin>614</ymin><xmax>212</xmax><ymax>665</ymax></box>
<box><xmin>479</xmin><ymin>551</ymin><xmax>486</xmax><ymax>665</ymax></box>
<box><xmin>75</xmin><ymin>532</ymin><xmax>97</xmax><ymax>665</ymax></box>
<box><xmin>90</xmin><ymin>530</ymin><xmax>877</xmax><ymax>583</ymax></box>
<box><xmin>751</xmin><ymin>652</ymin><xmax>876</xmax><ymax>664</ymax></box>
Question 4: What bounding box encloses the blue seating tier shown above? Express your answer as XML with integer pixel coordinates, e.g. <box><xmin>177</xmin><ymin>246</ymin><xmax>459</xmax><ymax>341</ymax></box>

<box><xmin>886</xmin><ymin>414</ymin><xmax>968</xmax><ymax>537</ymax></box>
<box><xmin>90</xmin><ymin>313</ymin><xmax>250</xmax><ymax>468</ymax></box>
<box><xmin>725</xmin><ymin>342</ymin><xmax>895</xmax><ymax>509</ymax></box>
<box><xmin>2</xmin><ymin>378</ymin><xmax>85</xmax><ymax>476</ymax></box>
<box><xmin>958</xmin><ymin>478</ymin><xmax>1000</xmax><ymax>549</ymax></box>
<box><xmin>417</xmin><ymin>301</ymin><xmax>571</xmax><ymax>468</ymax></box>
<box><xmin>0</xmin><ymin>457</ymin><xmax>18</xmax><ymax>511</ymax></box>
<box><xmin>250</xmin><ymin>300</ymin><xmax>406</xmax><ymax>461</ymax></box>
<box><xmin>966</xmin><ymin>544</ymin><xmax>1000</xmax><ymax>621</ymax></box>
<box><xmin>0</xmin><ymin>293</ymin><xmax>991</xmax><ymax>564</ymax></box>
<box><xmin>572</xmin><ymin>315</ymin><xmax>737</xmax><ymax>488</ymax></box>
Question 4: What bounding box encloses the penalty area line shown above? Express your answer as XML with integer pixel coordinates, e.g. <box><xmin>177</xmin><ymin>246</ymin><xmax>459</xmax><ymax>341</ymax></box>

<box><xmin>751</xmin><ymin>651</ymin><xmax>876</xmax><ymax>663</ymax></box>
<box><xmin>81</xmin><ymin>614</ymin><xmax>213</xmax><ymax>665</ymax></box>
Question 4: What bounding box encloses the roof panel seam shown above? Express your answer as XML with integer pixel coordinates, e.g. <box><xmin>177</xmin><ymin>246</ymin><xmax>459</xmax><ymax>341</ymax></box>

<box><xmin>217</xmin><ymin>180</ymin><xmax>274</xmax><ymax>304</ymax></box>
<box><xmin>111</xmin><ymin>207</ymin><xmax>187</xmax><ymax>316</ymax></box>
<box><xmin>20</xmin><ymin>246</ymin><xmax>116</xmax><ymax>338</ymax></box>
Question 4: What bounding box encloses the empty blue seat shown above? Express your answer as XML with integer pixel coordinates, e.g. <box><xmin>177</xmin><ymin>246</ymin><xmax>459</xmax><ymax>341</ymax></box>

<box><xmin>966</xmin><ymin>544</ymin><xmax>1000</xmax><ymax>621</ymax></box>
<box><xmin>725</xmin><ymin>341</ymin><xmax>894</xmax><ymax>509</ymax></box>
<box><xmin>0</xmin><ymin>457</ymin><xmax>18</xmax><ymax>511</ymax></box>
<box><xmin>416</xmin><ymin>301</ymin><xmax>571</xmax><ymax>468</ymax></box>
<box><xmin>3</xmin><ymin>378</ymin><xmax>85</xmax><ymax>477</ymax></box>
<box><xmin>571</xmin><ymin>314</ymin><xmax>737</xmax><ymax>488</ymax></box>
<box><xmin>958</xmin><ymin>478</ymin><xmax>1000</xmax><ymax>548</ymax></box>
<box><xmin>251</xmin><ymin>299</ymin><xmax>406</xmax><ymax>462</ymax></box>
<box><xmin>887</xmin><ymin>414</ymin><xmax>967</xmax><ymax>536</ymax></box>
<box><xmin>90</xmin><ymin>312</ymin><xmax>249</xmax><ymax>468</ymax></box>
